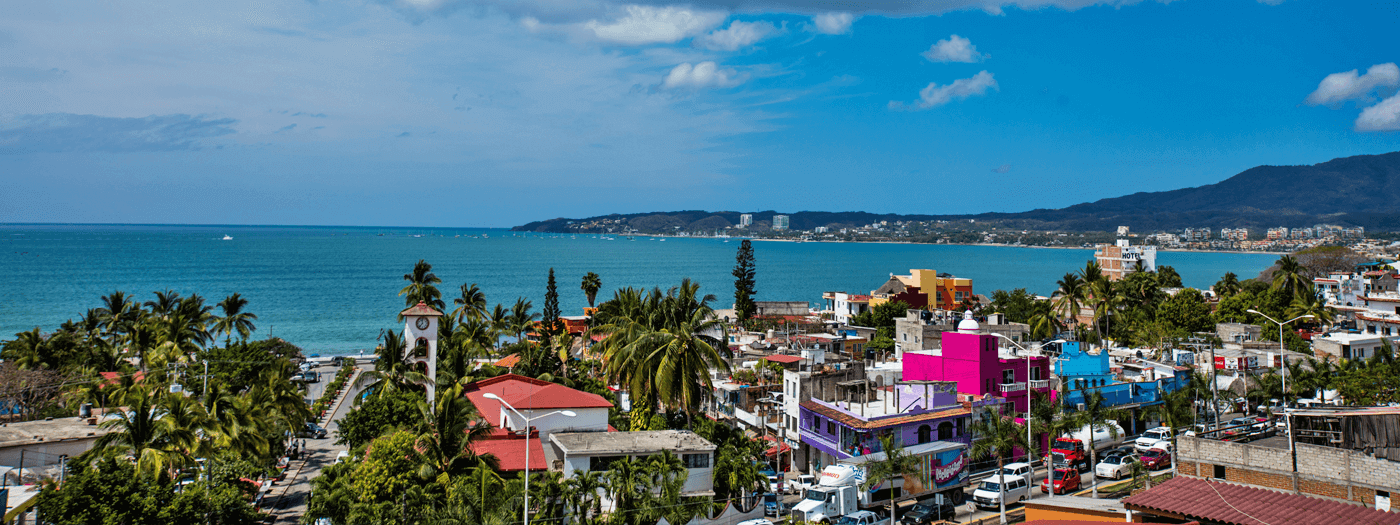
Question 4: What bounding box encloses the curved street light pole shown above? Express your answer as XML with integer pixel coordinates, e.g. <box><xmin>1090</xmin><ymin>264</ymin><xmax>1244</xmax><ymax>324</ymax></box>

<box><xmin>991</xmin><ymin>334</ymin><xmax>1067</xmax><ymax>488</ymax></box>
<box><xmin>483</xmin><ymin>393</ymin><xmax>576</xmax><ymax>525</ymax></box>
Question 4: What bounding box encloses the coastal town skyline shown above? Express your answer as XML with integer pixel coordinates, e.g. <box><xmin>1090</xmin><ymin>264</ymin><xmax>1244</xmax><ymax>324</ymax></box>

<box><xmin>3</xmin><ymin>0</ymin><xmax>1399</xmax><ymax>228</ymax></box>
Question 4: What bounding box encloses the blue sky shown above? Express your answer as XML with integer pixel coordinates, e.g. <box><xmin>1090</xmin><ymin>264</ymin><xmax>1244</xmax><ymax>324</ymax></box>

<box><xmin>2</xmin><ymin>0</ymin><xmax>1398</xmax><ymax>227</ymax></box>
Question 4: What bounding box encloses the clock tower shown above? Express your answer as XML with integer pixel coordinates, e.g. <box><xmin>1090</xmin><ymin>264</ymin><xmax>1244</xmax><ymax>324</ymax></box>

<box><xmin>401</xmin><ymin>301</ymin><xmax>444</xmax><ymax>404</ymax></box>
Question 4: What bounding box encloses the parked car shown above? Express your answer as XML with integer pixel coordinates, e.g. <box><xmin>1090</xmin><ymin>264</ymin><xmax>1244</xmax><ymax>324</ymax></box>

<box><xmin>1094</xmin><ymin>453</ymin><xmax>1138</xmax><ymax>480</ymax></box>
<box><xmin>763</xmin><ymin>493</ymin><xmax>783</xmax><ymax>517</ymax></box>
<box><xmin>836</xmin><ymin>510</ymin><xmax>888</xmax><ymax>525</ymax></box>
<box><xmin>900</xmin><ymin>494</ymin><xmax>956</xmax><ymax>525</ymax></box>
<box><xmin>787</xmin><ymin>474</ymin><xmax>816</xmax><ymax>494</ymax></box>
<box><xmin>1140</xmin><ymin>447</ymin><xmax>1171</xmax><ymax>470</ymax></box>
<box><xmin>298</xmin><ymin>422</ymin><xmax>328</xmax><ymax>439</ymax></box>
<box><xmin>1134</xmin><ymin>427</ymin><xmax>1172</xmax><ymax>452</ymax></box>
<box><xmin>999</xmin><ymin>462</ymin><xmax>1033</xmax><ymax>483</ymax></box>
<box><xmin>972</xmin><ymin>475</ymin><xmax>1030</xmax><ymax>509</ymax></box>
<box><xmin>1039</xmin><ymin>467</ymin><xmax>1081</xmax><ymax>495</ymax></box>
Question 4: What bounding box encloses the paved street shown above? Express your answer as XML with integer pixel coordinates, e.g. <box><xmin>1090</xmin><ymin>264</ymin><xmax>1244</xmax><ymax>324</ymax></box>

<box><xmin>267</xmin><ymin>360</ymin><xmax>370</xmax><ymax>524</ymax></box>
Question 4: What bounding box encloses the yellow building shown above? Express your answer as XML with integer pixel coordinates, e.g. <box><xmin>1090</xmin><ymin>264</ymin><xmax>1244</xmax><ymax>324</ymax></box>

<box><xmin>868</xmin><ymin>269</ymin><xmax>974</xmax><ymax>311</ymax></box>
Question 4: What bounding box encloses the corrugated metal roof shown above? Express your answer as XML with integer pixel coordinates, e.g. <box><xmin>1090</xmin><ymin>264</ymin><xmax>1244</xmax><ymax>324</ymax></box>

<box><xmin>1122</xmin><ymin>476</ymin><xmax>1400</xmax><ymax>525</ymax></box>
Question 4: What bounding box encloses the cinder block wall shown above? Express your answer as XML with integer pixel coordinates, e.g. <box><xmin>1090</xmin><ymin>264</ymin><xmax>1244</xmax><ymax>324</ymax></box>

<box><xmin>1176</xmin><ymin>436</ymin><xmax>1400</xmax><ymax>507</ymax></box>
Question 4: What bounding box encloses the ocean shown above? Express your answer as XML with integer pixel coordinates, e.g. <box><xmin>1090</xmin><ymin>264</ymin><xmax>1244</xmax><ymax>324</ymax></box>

<box><xmin>0</xmin><ymin>224</ymin><xmax>1278</xmax><ymax>353</ymax></box>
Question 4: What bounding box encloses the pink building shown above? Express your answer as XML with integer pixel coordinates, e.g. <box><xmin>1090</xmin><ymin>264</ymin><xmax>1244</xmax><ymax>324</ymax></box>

<box><xmin>902</xmin><ymin>315</ymin><xmax>1051</xmax><ymax>413</ymax></box>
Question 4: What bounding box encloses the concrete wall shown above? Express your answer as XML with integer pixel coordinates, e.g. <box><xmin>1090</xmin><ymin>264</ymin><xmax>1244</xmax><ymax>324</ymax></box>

<box><xmin>1176</xmin><ymin>436</ymin><xmax>1400</xmax><ymax>508</ymax></box>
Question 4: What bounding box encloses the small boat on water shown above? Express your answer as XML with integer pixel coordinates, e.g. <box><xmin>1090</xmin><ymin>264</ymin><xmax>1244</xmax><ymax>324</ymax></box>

<box><xmin>222</xmin><ymin>235</ymin><xmax>233</xmax><ymax>240</ymax></box>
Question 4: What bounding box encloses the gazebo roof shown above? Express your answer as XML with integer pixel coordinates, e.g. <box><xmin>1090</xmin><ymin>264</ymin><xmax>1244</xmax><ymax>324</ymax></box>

<box><xmin>400</xmin><ymin>302</ymin><xmax>444</xmax><ymax>317</ymax></box>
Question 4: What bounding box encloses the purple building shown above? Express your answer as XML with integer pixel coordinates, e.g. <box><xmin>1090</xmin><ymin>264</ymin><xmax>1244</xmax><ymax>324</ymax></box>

<box><xmin>798</xmin><ymin>379</ymin><xmax>980</xmax><ymax>471</ymax></box>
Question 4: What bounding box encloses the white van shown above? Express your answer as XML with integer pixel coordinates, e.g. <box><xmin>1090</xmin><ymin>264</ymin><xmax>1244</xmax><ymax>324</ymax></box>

<box><xmin>971</xmin><ymin>475</ymin><xmax>1030</xmax><ymax>509</ymax></box>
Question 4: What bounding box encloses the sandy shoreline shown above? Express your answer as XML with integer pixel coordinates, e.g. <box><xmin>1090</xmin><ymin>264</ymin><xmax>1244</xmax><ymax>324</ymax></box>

<box><xmin>691</xmin><ymin>235</ymin><xmax>1289</xmax><ymax>255</ymax></box>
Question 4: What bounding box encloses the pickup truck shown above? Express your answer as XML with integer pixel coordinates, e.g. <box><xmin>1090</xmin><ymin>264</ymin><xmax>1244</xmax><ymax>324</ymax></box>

<box><xmin>899</xmin><ymin>494</ymin><xmax>956</xmax><ymax>525</ymax></box>
<box><xmin>836</xmin><ymin>510</ymin><xmax>890</xmax><ymax>525</ymax></box>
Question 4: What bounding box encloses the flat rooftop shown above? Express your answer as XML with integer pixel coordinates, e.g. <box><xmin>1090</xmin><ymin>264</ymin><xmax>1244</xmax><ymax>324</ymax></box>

<box><xmin>550</xmin><ymin>430</ymin><xmax>715</xmax><ymax>455</ymax></box>
<box><xmin>0</xmin><ymin>417</ymin><xmax>110</xmax><ymax>448</ymax></box>
<box><xmin>1023</xmin><ymin>495</ymin><xmax>1127</xmax><ymax>514</ymax></box>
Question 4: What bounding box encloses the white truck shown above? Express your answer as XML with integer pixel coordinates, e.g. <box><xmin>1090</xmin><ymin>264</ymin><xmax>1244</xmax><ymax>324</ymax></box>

<box><xmin>791</xmin><ymin>441</ymin><xmax>969</xmax><ymax>524</ymax></box>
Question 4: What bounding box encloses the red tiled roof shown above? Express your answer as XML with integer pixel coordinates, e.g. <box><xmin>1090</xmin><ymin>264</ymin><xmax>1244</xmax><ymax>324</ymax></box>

<box><xmin>464</xmin><ymin>373</ymin><xmax>613</xmax><ymax>415</ymax></box>
<box><xmin>765</xmin><ymin>354</ymin><xmax>803</xmax><ymax>364</ymax></box>
<box><xmin>1122</xmin><ymin>476</ymin><xmax>1400</xmax><ymax>525</ymax></box>
<box><xmin>99</xmin><ymin>371</ymin><xmax>145</xmax><ymax>389</ymax></box>
<box><xmin>800</xmin><ymin>400</ymin><xmax>970</xmax><ymax>430</ymax></box>
<box><xmin>400</xmin><ymin>302</ymin><xmax>445</xmax><ymax>317</ymax></box>
<box><xmin>471</xmin><ymin>435</ymin><xmax>547</xmax><ymax>471</ymax></box>
<box><xmin>494</xmin><ymin>354</ymin><xmax>522</xmax><ymax>368</ymax></box>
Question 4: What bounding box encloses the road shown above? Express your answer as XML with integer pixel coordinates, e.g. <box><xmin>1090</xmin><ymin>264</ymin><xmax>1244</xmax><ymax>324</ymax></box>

<box><xmin>267</xmin><ymin>359</ymin><xmax>370</xmax><ymax>525</ymax></box>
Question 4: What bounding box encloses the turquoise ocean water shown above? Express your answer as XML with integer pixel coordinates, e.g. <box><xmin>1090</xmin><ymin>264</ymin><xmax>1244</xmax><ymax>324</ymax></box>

<box><xmin>0</xmin><ymin>224</ymin><xmax>1278</xmax><ymax>353</ymax></box>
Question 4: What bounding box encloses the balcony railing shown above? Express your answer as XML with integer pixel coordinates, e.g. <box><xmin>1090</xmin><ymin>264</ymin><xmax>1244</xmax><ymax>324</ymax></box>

<box><xmin>1029</xmin><ymin>379</ymin><xmax>1051</xmax><ymax>389</ymax></box>
<box><xmin>998</xmin><ymin>382</ymin><xmax>1026</xmax><ymax>393</ymax></box>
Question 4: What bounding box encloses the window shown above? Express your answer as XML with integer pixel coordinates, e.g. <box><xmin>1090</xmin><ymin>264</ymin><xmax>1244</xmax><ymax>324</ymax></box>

<box><xmin>986</xmin><ymin>379</ymin><xmax>992</xmax><ymax>392</ymax></box>
<box><xmin>1212</xmin><ymin>465</ymin><xmax>1226</xmax><ymax>479</ymax></box>
<box><xmin>591</xmin><ymin>456</ymin><xmax>624</xmax><ymax>472</ymax></box>
<box><xmin>938</xmin><ymin>422</ymin><xmax>954</xmax><ymax>440</ymax></box>
<box><xmin>1002</xmin><ymin>369</ymin><xmax>1016</xmax><ymax>384</ymax></box>
<box><xmin>684</xmin><ymin>453</ymin><xmax>710</xmax><ymax>468</ymax></box>
<box><xmin>812</xmin><ymin>415</ymin><xmax>821</xmax><ymax>429</ymax></box>
<box><xmin>917</xmin><ymin>425</ymin><xmax>932</xmax><ymax>444</ymax></box>
<box><xmin>414</xmin><ymin>338</ymin><xmax>429</xmax><ymax>357</ymax></box>
<box><xmin>827</xmin><ymin>421</ymin><xmax>835</xmax><ymax>435</ymax></box>
<box><xmin>1030</xmin><ymin>366</ymin><xmax>1042</xmax><ymax>381</ymax></box>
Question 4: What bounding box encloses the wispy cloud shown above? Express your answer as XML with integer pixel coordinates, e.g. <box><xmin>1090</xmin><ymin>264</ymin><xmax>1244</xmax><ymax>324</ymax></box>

<box><xmin>811</xmin><ymin>12</ymin><xmax>855</xmax><ymax>35</ymax></box>
<box><xmin>584</xmin><ymin>5</ymin><xmax>727</xmax><ymax>45</ymax></box>
<box><xmin>0</xmin><ymin>113</ymin><xmax>236</xmax><ymax>154</ymax></box>
<box><xmin>662</xmin><ymin>61</ymin><xmax>744</xmax><ymax>89</ymax></box>
<box><xmin>890</xmin><ymin>71</ymin><xmax>998</xmax><ymax>111</ymax></box>
<box><xmin>696</xmin><ymin>20</ymin><xmax>777</xmax><ymax>51</ymax></box>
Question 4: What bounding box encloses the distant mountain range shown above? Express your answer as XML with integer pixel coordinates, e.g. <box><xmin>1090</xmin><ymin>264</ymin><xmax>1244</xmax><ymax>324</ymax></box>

<box><xmin>513</xmin><ymin>151</ymin><xmax>1400</xmax><ymax>233</ymax></box>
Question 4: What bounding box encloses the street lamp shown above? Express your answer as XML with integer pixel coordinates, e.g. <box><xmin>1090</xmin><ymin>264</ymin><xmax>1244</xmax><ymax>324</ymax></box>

<box><xmin>991</xmin><ymin>334</ymin><xmax>1066</xmax><ymax>473</ymax></box>
<box><xmin>482</xmin><ymin>393</ymin><xmax>575</xmax><ymax>525</ymax></box>
<box><xmin>1245</xmin><ymin>310</ymin><xmax>1314</xmax><ymax>409</ymax></box>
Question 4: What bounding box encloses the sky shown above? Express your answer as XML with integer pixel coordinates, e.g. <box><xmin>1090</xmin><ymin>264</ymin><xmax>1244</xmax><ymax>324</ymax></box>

<box><xmin>2</xmin><ymin>0</ymin><xmax>1399</xmax><ymax>228</ymax></box>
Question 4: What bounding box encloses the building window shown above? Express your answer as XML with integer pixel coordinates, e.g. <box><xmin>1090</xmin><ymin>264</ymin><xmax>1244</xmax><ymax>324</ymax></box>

<box><xmin>684</xmin><ymin>454</ymin><xmax>710</xmax><ymax>468</ymax></box>
<box><xmin>938</xmin><ymin>422</ymin><xmax>954</xmax><ymax>440</ymax></box>
<box><xmin>415</xmin><ymin>338</ymin><xmax>429</xmax><ymax>357</ymax></box>
<box><xmin>812</xmin><ymin>415</ymin><xmax>820</xmax><ymax>429</ymax></box>
<box><xmin>591</xmin><ymin>456</ymin><xmax>624</xmax><ymax>472</ymax></box>
<box><xmin>917</xmin><ymin>425</ymin><xmax>932</xmax><ymax>444</ymax></box>
<box><xmin>1212</xmin><ymin>465</ymin><xmax>1226</xmax><ymax>480</ymax></box>
<box><xmin>827</xmin><ymin>421</ymin><xmax>835</xmax><ymax>435</ymax></box>
<box><xmin>985</xmin><ymin>379</ymin><xmax>992</xmax><ymax>392</ymax></box>
<box><xmin>1002</xmin><ymin>369</ymin><xmax>1016</xmax><ymax>384</ymax></box>
<box><xmin>1029</xmin><ymin>366</ymin><xmax>1042</xmax><ymax>381</ymax></box>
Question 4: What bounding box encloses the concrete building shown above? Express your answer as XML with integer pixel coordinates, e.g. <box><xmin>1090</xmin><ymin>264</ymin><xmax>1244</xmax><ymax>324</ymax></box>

<box><xmin>549</xmin><ymin>430</ymin><xmax>716</xmax><ymax>499</ymax></box>
<box><xmin>739</xmin><ymin>214</ymin><xmax>753</xmax><ymax>228</ymax></box>
<box><xmin>893</xmin><ymin>309</ymin><xmax>1029</xmax><ymax>357</ymax></box>
<box><xmin>0</xmin><ymin>417</ymin><xmax>111</xmax><ymax>484</ymax></box>
<box><xmin>797</xmin><ymin>379</ymin><xmax>975</xmax><ymax>472</ymax></box>
<box><xmin>1267</xmin><ymin>227</ymin><xmax>1289</xmax><ymax>240</ymax></box>
<box><xmin>782</xmin><ymin>354</ymin><xmax>867</xmax><ymax>470</ymax></box>
<box><xmin>1052</xmin><ymin>342</ymin><xmax>1187</xmax><ymax>432</ymax></box>
<box><xmin>901</xmin><ymin>314</ymin><xmax>1051</xmax><ymax>413</ymax></box>
<box><xmin>772</xmin><ymin>215</ymin><xmax>790</xmax><ymax>230</ymax></box>
<box><xmin>1312</xmin><ymin>332</ymin><xmax>1400</xmax><ymax>361</ymax></box>
<box><xmin>869</xmin><ymin>269</ymin><xmax>974</xmax><ymax>311</ymax></box>
<box><xmin>1093</xmin><ymin>239</ymin><xmax>1157</xmax><ymax>281</ymax></box>
<box><xmin>823</xmin><ymin>292</ymin><xmax>871</xmax><ymax>324</ymax></box>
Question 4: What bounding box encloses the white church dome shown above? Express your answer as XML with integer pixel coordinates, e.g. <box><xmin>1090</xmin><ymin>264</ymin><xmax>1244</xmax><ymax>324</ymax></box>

<box><xmin>956</xmin><ymin>310</ymin><xmax>980</xmax><ymax>333</ymax></box>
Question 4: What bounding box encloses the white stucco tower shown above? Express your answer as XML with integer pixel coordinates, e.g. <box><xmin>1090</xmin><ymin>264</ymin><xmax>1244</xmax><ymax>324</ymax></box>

<box><xmin>401</xmin><ymin>301</ymin><xmax>443</xmax><ymax>404</ymax></box>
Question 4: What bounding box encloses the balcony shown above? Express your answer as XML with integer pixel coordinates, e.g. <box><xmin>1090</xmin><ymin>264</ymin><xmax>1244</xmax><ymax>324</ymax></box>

<box><xmin>998</xmin><ymin>382</ymin><xmax>1026</xmax><ymax>393</ymax></box>
<box><xmin>1029</xmin><ymin>379</ymin><xmax>1051</xmax><ymax>389</ymax></box>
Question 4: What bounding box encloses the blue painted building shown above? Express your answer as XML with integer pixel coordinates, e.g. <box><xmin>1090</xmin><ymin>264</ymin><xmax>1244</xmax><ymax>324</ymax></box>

<box><xmin>1051</xmin><ymin>342</ymin><xmax>1189</xmax><ymax>433</ymax></box>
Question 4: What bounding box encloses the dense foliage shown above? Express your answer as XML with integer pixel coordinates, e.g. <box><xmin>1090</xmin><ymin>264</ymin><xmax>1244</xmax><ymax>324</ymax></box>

<box><xmin>37</xmin><ymin>455</ymin><xmax>259</xmax><ymax>525</ymax></box>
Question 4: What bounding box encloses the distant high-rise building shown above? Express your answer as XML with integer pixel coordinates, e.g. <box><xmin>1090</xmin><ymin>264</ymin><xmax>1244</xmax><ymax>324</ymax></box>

<box><xmin>738</xmin><ymin>214</ymin><xmax>753</xmax><ymax>228</ymax></box>
<box><xmin>772</xmin><ymin>215</ymin><xmax>790</xmax><ymax>230</ymax></box>
<box><xmin>1117</xmin><ymin>226</ymin><xmax>1130</xmax><ymax>237</ymax></box>
<box><xmin>1266</xmin><ymin>227</ymin><xmax>1289</xmax><ymax>240</ymax></box>
<box><xmin>814</xmin><ymin>226</ymin><xmax>828</xmax><ymax>234</ymax></box>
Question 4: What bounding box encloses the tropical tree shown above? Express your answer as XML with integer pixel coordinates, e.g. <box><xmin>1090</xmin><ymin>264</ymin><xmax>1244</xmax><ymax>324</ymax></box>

<box><xmin>1078</xmin><ymin>391</ymin><xmax>1124</xmax><ymax>498</ymax></box>
<box><xmin>1271</xmin><ymin>255</ymin><xmax>1310</xmax><ymax>299</ymax></box>
<box><xmin>732</xmin><ymin>240</ymin><xmax>757</xmax><ymax>328</ymax></box>
<box><xmin>508</xmin><ymin>298</ymin><xmax>538</xmax><ymax>344</ymax></box>
<box><xmin>1287</xmin><ymin>293</ymin><xmax>1335</xmax><ymax>328</ymax></box>
<box><xmin>363</xmin><ymin>329</ymin><xmax>433</xmax><ymax>401</ymax></box>
<box><xmin>400</xmin><ymin>259</ymin><xmax>445</xmax><ymax>311</ymax></box>
<box><xmin>968</xmin><ymin>411</ymin><xmax>1034</xmax><ymax>524</ymax></box>
<box><xmin>90</xmin><ymin>385</ymin><xmax>195</xmax><ymax>477</ymax></box>
<box><xmin>213</xmin><ymin>293</ymin><xmax>258</xmax><ymax>346</ymax></box>
<box><xmin>1143</xmin><ymin>389</ymin><xmax>1193</xmax><ymax>473</ymax></box>
<box><xmin>1052</xmin><ymin>273</ymin><xmax>1086</xmax><ymax>328</ymax></box>
<box><xmin>453</xmin><ymin>283</ymin><xmax>488</xmax><ymax>322</ymax></box>
<box><xmin>861</xmin><ymin>433</ymin><xmax>927</xmax><ymax>524</ymax></box>
<box><xmin>541</xmin><ymin>268</ymin><xmax>563</xmax><ymax>347</ymax></box>
<box><xmin>98</xmin><ymin>290</ymin><xmax>141</xmax><ymax>341</ymax></box>
<box><xmin>1214</xmin><ymin>272</ymin><xmax>1242</xmax><ymax>298</ymax></box>
<box><xmin>1029</xmin><ymin>389</ymin><xmax>1081</xmax><ymax>499</ymax></box>
<box><xmin>413</xmin><ymin>383</ymin><xmax>498</xmax><ymax>483</ymax></box>
<box><xmin>144</xmin><ymin>289</ymin><xmax>182</xmax><ymax>320</ymax></box>
<box><xmin>581</xmin><ymin>272</ymin><xmax>602</xmax><ymax>308</ymax></box>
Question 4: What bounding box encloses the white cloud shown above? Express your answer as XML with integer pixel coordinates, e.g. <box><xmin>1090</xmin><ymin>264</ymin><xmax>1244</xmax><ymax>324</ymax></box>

<box><xmin>584</xmin><ymin>5</ymin><xmax>727</xmax><ymax>45</ymax></box>
<box><xmin>696</xmin><ymin>20</ymin><xmax>776</xmax><ymax>51</ymax></box>
<box><xmin>890</xmin><ymin>70</ymin><xmax>998</xmax><ymax>110</ymax></box>
<box><xmin>1356</xmin><ymin>93</ymin><xmax>1400</xmax><ymax>132</ymax></box>
<box><xmin>1257</xmin><ymin>0</ymin><xmax>1285</xmax><ymax>5</ymax></box>
<box><xmin>811</xmin><ymin>12</ymin><xmax>855</xmax><ymax>34</ymax></box>
<box><xmin>662</xmin><ymin>61</ymin><xmax>744</xmax><ymax>89</ymax></box>
<box><xmin>922</xmin><ymin>34</ymin><xmax>985</xmax><ymax>63</ymax></box>
<box><xmin>1304</xmin><ymin>63</ymin><xmax>1399</xmax><ymax>106</ymax></box>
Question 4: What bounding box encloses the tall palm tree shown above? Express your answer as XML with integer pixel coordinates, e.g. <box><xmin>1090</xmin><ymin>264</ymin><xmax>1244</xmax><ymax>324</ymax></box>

<box><xmin>508</xmin><ymin>298</ymin><xmax>538</xmax><ymax>344</ymax></box>
<box><xmin>969</xmin><ymin>411</ymin><xmax>1034</xmax><ymax>525</ymax></box>
<box><xmin>5</xmin><ymin>328</ymin><xmax>49</xmax><ymax>370</ymax></box>
<box><xmin>413</xmin><ymin>383</ymin><xmax>499</xmax><ymax>483</ymax></box>
<box><xmin>97</xmin><ymin>290</ymin><xmax>141</xmax><ymax>341</ymax></box>
<box><xmin>91</xmin><ymin>385</ymin><xmax>193</xmax><ymax>477</ymax></box>
<box><xmin>1029</xmin><ymin>389</ymin><xmax>1081</xmax><ymax>498</ymax></box>
<box><xmin>1271</xmin><ymin>255</ymin><xmax>1310</xmax><ymax>299</ymax></box>
<box><xmin>861</xmin><ymin>433</ymin><xmax>927</xmax><ymax>524</ymax></box>
<box><xmin>1052</xmin><ymin>273</ymin><xmax>1086</xmax><ymax>329</ymax></box>
<box><xmin>1078</xmin><ymin>391</ymin><xmax>1124</xmax><ymax>498</ymax></box>
<box><xmin>453</xmin><ymin>283</ymin><xmax>488</xmax><ymax>322</ymax></box>
<box><xmin>214</xmin><ymin>293</ymin><xmax>258</xmax><ymax>346</ymax></box>
<box><xmin>363</xmin><ymin>330</ymin><xmax>434</xmax><ymax>401</ymax></box>
<box><xmin>400</xmin><ymin>259</ymin><xmax>445</xmax><ymax>311</ymax></box>
<box><xmin>1088</xmin><ymin>278</ymin><xmax>1121</xmax><ymax>345</ymax></box>
<box><xmin>144</xmin><ymin>289</ymin><xmax>182</xmax><ymax>320</ymax></box>
<box><xmin>488</xmin><ymin>304</ymin><xmax>510</xmax><ymax>349</ymax></box>
<box><xmin>581</xmin><ymin>272</ymin><xmax>602</xmax><ymax>308</ymax></box>
<box><xmin>1287</xmin><ymin>294</ymin><xmax>1335</xmax><ymax>328</ymax></box>
<box><xmin>1214</xmin><ymin>272</ymin><xmax>1242</xmax><ymax>298</ymax></box>
<box><xmin>1143</xmin><ymin>389</ymin><xmax>1192</xmax><ymax>473</ymax></box>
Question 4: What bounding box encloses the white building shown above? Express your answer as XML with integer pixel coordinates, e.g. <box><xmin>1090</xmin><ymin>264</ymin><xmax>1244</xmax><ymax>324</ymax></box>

<box><xmin>773</xmin><ymin>215</ymin><xmax>790</xmax><ymax>230</ymax></box>
<box><xmin>739</xmin><ymin>214</ymin><xmax>753</xmax><ymax>228</ymax></box>
<box><xmin>549</xmin><ymin>430</ymin><xmax>716</xmax><ymax>502</ymax></box>
<box><xmin>1093</xmin><ymin>239</ymin><xmax>1158</xmax><ymax>281</ymax></box>
<box><xmin>401</xmin><ymin>302</ymin><xmax>443</xmax><ymax>403</ymax></box>
<box><xmin>824</xmin><ymin>292</ymin><xmax>871</xmax><ymax>324</ymax></box>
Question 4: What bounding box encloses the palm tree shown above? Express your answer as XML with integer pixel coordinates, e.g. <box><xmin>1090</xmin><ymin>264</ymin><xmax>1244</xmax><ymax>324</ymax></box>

<box><xmin>363</xmin><ymin>330</ymin><xmax>434</xmax><ymax>401</ymax></box>
<box><xmin>400</xmin><ymin>259</ymin><xmax>445</xmax><ymax>311</ymax></box>
<box><xmin>453</xmin><ymin>283</ymin><xmax>488</xmax><ymax>321</ymax></box>
<box><xmin>488</xmin><ymin>304</ymin><xmax>510</xmax><ymax>349</ymax></box>
<box><xmin>1214</xmin><ymin>272</ymin><xmax>1242</xmax><ymax>298</ymax></box>
<box><xmin>968</xmin><ymin>411</ymin><xmax>1034</xmax><ymax>525</ymax></box>
<box><xmin>1088</xmin><ymin>278</ymin><xmax>1121</xmax><ymax>345</ymax></box>
<box><xmin>1271</xmin><ymin>255</ymin><xmax>1310</xmax><ymax>299</ymax></box>
<box><xmin>1287</xmin><ymin>293</ymin><xmax>1335</xmax><ymax>328</ymax></box>
<box><xmin>1078</xmin><ymin>391</ymin><xmax>1124</xmax><ymax>498</ymax></box>
<box><xmin>1143</xmin><ymin>389</ymin><xmax>1192</xmax><ymax>473</ymax></box>
<box><xmin>1029</xmin><ymin>389</ymin><xmax>1081</xmax><ymax>498</ymax></box>
<box><xmin>581</xmin><ymin>272</ymin><xmax>602</xmax><ymax>308</ymax></box>
<box><xmin>861</xmin><ymin>433</ymin><xmax>927</xmax><ymax>524</ymax></box>
<box><xmin>508</xmin><ymin>298</ymin><xmax>538</xmax><ymax>344</ymax></box>
<box><xmin>413</xmin><ymin>383</ymin><xmax>499</xmax><ymax>483</ymax></box>
<box><xmin>97</xmin><ymin>290</ymin><xmax>141</xmax><ymax>341</ymax></box>
<box><xmin>1028</xmin><ymin>313</ymin><xmax>1062</xmax><ymax>340</ymax></box>
<box><xmin>5</xmin><ymin>328</ymin><xmax>49</xmax><ymax>370</ymax></box>
<box><xmin>144</xmin><ymin>289</ymin><xmax>182</xmax><ymax>320</ymax></box>
<box><xmin>1052</xmin><ymin>273</ymin><xmax>1086</xmax><ymax>329</ymax></box>
<box><xmin>213</xmin><ymin>293</ymin><xmax>258</xmax><ymax>346</ymax></box>
<box><xmin>91</xmin><ymin>385</ymin><xmax>194</xmax><ymax>477</ymax></box>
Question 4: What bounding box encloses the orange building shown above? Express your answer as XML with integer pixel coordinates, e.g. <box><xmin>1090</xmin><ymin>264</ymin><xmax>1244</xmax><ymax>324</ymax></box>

<box><xmin>869</xmin><ymin>269</ymin><xmax>973</xmax><ymax>311</ymax></box>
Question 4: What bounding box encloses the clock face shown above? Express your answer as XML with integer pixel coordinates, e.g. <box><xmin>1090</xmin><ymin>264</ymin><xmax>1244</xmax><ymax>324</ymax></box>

<box><xmin>415</xmin><ymin>317</ymin><xmax>430</xmax><ymax>330</ymax></box>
